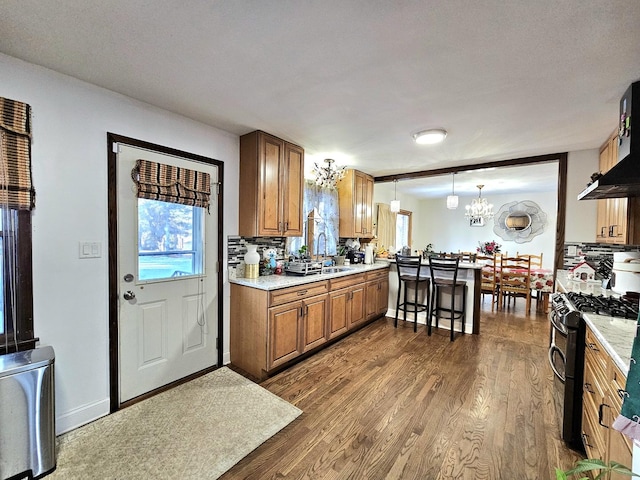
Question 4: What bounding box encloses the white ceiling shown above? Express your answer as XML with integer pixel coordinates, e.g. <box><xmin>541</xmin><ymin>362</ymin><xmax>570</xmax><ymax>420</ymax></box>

<box><xmin>1</xmin><ymin>1</ymin><xmax>639</xmax><ymax>196</ymax></box>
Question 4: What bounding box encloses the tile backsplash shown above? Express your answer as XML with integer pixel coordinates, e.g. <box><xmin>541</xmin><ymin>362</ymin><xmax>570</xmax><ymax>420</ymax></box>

<box><xmin>563</xmin><ymin>242</ymin><xmax>640</xmax><ymax>278</ymax></box>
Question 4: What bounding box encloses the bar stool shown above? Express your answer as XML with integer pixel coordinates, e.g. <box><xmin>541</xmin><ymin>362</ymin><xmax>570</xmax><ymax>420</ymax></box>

<box><xmin>428</xmin><ymin>256</ymin><xmax>467</xmax><ymax>341</ymax></box>
<box><xmin>395</xmin><ymin>255</ymin><xmax>430</xmax><ymax>332</ymax></box>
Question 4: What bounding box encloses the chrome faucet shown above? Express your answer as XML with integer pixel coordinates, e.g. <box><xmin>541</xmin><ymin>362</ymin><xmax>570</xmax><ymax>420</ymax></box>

<box><xmin>316</xmin><ymin>232</ymin><xmax>327</xmax><ymax>262</ymax></box>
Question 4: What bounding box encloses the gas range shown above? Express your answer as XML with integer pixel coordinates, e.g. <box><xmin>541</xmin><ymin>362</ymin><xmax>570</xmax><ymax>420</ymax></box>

<box><xmin>565</xmin><ymin>292</ymin><xmax>639</xmax><ymax>320</ymax></box>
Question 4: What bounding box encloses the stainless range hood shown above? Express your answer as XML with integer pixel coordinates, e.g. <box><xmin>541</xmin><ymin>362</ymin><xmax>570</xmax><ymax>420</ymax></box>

<box><xmin>578</xmin><ymin>153</ymin><xmax>640</xmax><ymax>199</ymax></box>
<box><xmin>579</xmin><ymin>81</ymin><xmax>640</xmax><ymax>200</ymax></box>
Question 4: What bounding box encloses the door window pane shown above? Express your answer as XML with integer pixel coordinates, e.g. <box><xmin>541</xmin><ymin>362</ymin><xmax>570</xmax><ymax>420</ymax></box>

<box><xmin>137</xmin><ymin>199</ymin><xmax>204</xmax><ymax>281</ymax></box>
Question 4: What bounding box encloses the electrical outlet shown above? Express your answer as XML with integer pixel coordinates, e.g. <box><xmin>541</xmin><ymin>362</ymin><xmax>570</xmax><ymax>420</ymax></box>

<box><xmin>567</xmin><ymin>245</ymin><xmax>577</xmax><ymax>256</ymax></box>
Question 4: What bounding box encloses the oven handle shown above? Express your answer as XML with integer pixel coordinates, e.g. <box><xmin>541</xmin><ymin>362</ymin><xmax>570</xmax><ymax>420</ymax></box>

<box><xmin>549</xmin><ymin>309</ymin><xmax>568</xmax><ymax>337</ymax></box>
<box><xmin>548</xmin><ymin>344</ymin><xmax>566</xmax><ymax>383</ymax></box>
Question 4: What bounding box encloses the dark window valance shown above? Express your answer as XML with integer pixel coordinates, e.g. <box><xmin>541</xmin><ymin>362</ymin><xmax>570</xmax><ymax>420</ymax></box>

<box><xmin>0</xmin><ymin>97</ymin><xmax>34</xmax><ymax>210</ymax></box>
<box><xmin>131</xmin><ymin>159</ymin><xmax>211</xmax><ymax>209</ymax></box>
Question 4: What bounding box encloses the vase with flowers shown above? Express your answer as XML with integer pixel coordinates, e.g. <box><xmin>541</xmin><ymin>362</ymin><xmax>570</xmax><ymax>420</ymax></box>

<box><xmin>477</xmin><ymin>240</ymin><xmax>501</xmax><ymax>255</ymax></box>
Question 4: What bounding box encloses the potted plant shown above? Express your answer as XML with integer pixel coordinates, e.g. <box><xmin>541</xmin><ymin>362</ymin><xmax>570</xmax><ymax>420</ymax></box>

<box><xmin>334</xmin><ymin>245</ymin><xmax>346</xmax><ymax>265</ymax></box>
<box><xmin>557</xmin><ymin>458</ymin><xmax>639</xmax><ymax>479</ymax></box>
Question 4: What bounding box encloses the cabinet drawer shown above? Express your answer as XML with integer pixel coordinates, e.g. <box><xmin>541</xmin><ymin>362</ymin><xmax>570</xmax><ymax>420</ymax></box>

<box><xmin>608</xmin><ymin>361</ymin><xmax>628</xmax><ymax>412</ymax></box>
<box><xmin>585</xmin><ymin>328</ymin><xmax>608</xmax><ymax>375</ymax></box>
<box><xmin>582</xmin><ymin>405</ymin><xmax>606</xmax><ymax>461</ymax></box>
<box><xmin>269</xmin><ymin>281</ymin><xmax>329</xmax><ymax>307</ymax></box>
<box><xmin>365</xmin><ymin>268</ymin><xmax>389</xmax><ymax>281</ymax></box>
<box><xmin>330</xmin><ymin>273</ymin><xmax>365</xmax><ymax>290</ymax></box>
<box><xmin>583</xmin><ymin>358</ymin><xmax>605</xmax><ymax>411</ymax></box>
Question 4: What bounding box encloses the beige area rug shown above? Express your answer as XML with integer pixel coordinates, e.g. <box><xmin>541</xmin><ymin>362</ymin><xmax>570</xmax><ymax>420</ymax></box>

<box><xmin>48</xmin><ymin>367</ymin><xmax>302</xmax><ymax>479</ymax></box>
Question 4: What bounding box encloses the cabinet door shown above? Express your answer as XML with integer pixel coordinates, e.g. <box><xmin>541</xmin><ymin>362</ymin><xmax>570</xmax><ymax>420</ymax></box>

<box><xmin>611</xmin><ymin>198</ymin><xmax>628</xmax><ymax>244</ymax></box>
<box><xmin>376</xmin><ymin>277</ymin><xmax>389</xmax><ymax>315</ymax></box>
<box><xmin>606</xmin><ymin>395</ymin><xmax>633</xmax><ymax>480</ymax></box>
<box><xmin>363</xmin><ymin>174</ymin><xmax>374</xmax><ymax>237</ymax></box>
<box><xmin>329</xmin><ymin>288</ymin><xmax>350</xmax><ymax>339</ymax></box>
<box><xmin>365</xmin><ymin>280</ymin><xmax>379</xmax><ymax>320</ymax></box>
<box><xmin>268</xmin><ymin>301</ymin><xmax>302</xmax><ymax>369</ymax></box>
<box><xmin>349</xmin><ymin>284</ymin><xmax>367</xmax><ymax>328</ymax></box>
<box><xmin>259</xmin><ymin>134</ymin><xmax>284</xmax><ymax>236</ymax></box>
<box><xmin>596</xmin><ymin>199</ymin><xmax>608</xmax><ymax>242</ymax></box>
<box><xmin>302</xmin><ymin>294</ymin><xmax>328</xmax><ymax>352</ymax></box>
<box><xmin>354</xmin><ymin>171</ymin><xmax>366</xmax><ymax>236</ymax></box>
<box><xmin>282</xmin><ymin>143</ymin><xmax>304</xmax><ymax>237</ymax></box>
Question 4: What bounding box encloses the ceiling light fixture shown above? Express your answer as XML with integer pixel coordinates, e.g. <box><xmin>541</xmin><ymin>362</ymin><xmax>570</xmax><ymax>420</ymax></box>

<box><xmin>311</xmin><ymin>158</ymin><xmax>346</xmax><ymax>189</ymax></box>
<box><xmin>465</xmin><ymin>185</ymin><xmax>494</xmax><ymax>221</ymax></box>
<box><xmin>446</xmin><ymin>172</ymin><xmax>458</xmax><ymax>209</ymax></box>
<box><xmin>390</xmin><ymin>179</ymin><xmax>400</xmax><ymax>213</ymax></box>
<box><xmin>412</xmin><ymin>128</ymin><xmax>447</xmax><ymax>145</ymax></box>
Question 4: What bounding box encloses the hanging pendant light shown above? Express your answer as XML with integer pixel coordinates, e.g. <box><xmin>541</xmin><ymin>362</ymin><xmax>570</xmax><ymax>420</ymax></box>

<box><xmin>390</xmin><ymin>179</ymin><xmax>400</xmax><ymax>213</ymax></box>
<box><xmin>446</xmin><ymin>172</ymin><xmax>459</xmax><ymax>209</ymax></box>
<box><xmin>464</xmin><ymin>184</ymin><xmax>494</xmax><ymax>221</ymax></box>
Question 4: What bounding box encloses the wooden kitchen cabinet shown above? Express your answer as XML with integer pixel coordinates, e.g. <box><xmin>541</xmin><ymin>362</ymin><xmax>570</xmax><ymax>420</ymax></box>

<box><xmin>582</xmin><ymin>326</ymin><xmax>632</xmax><ymax>479</ymax></box>
<box><xmin>328</xmin><ymin>273</ymin><xmax>366</xmax><ymax>338</ymax></box>
<box><xmin>231</xmin><ymin>267</ymin><xmax>390</xmax><ymax>380</ymax></box>
<box><xmin>337</xmin><ymin>169</ymin><xmax>374</xmax><ymax>238</ymax></box>
<box><xmin>365</xmin><ymin>269</ymin><xmax>389</xmax><ymax>320</ymax></box>
<box><xmin>596</xmin><ymin>131</ymin><xmax>640</xmax><ymax>245</ymax></box>
<box><xmin>239</xmin><ymin>130</ymin><xmax>304</xmax><ymax>237</ymax></box>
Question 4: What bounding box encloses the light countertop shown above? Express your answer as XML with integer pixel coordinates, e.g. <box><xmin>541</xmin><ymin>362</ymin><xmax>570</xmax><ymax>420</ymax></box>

<box><xmin>556</xmin><ymin>270</ymin><xmax>636</xmax><ymax>374</ymax></box>
<box><xmin>230</xmin><ymin>262</ymin><xmax>389</xmax><ymax>291</ymax></box>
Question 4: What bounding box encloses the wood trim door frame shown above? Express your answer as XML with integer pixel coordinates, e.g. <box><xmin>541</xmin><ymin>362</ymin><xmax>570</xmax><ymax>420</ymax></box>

<box><xmin>107</xmin><ymin>132</ymin><xmax>225</xmax><ymax>412</ymax></box>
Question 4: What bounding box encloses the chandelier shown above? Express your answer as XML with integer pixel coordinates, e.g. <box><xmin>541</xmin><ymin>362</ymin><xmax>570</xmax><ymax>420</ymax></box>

<box><xmin>312</xmin><ymin>158</ymin><xmax>346</xmax><ymax>189</ymax></box>
<box><xmin>465</xmin><ymin>185</ymin><xmax>494</xmax><ymax>220</ymax></box>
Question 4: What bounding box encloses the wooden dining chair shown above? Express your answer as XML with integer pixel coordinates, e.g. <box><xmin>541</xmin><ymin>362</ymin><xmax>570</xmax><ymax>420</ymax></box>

<box><xmin>476</xmin><ymin>254</ymin><xmax>499</xmax><ymax>310</ymax></box>
<box><xmin>517</xmin><ymin>252</ymin><xmax>543</xmax><ymax>269</ymax></box>
<box><xmin>498</xmin><ymin>255</ymin><xmax>532</xmax><ymax>313</ymax></box>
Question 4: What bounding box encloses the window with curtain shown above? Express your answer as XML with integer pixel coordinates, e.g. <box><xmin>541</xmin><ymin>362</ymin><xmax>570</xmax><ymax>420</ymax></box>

<box><xmin>289</xmin><ymin>180</ymin><xmax>339</xmax><ymax>257</ymax></box>
<box><xmin>0</xmin><ymin>97</ymin><xmax>35</xmax><ymax>354</ymax></box>
<box><xmin>396</xmin><ymin>210</ymin><xmax>412</xmax><ymax>250</ymax></box>
<box><xmin>130</xmin><ymin>159</ymin><xmax>211</xmax><ymax>281</ymax></box>
<box><xmin>376</xmin><ymin>203</ymin><xmax>412</xmax><ymax>254</ymax></box>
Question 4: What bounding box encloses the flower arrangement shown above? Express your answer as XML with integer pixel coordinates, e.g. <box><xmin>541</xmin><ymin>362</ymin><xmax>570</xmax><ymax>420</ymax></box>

<box><xmin>477</xmin><ymin>240</ymin><xmax>501</xmax><ymax>255</ymax></box>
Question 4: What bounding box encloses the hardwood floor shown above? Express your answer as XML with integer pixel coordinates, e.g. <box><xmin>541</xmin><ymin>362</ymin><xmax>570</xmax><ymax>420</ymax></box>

<box><xmin>223</xmin><ymin>297</ymin><xmax>583</xmax><ymax>479</ymax></box>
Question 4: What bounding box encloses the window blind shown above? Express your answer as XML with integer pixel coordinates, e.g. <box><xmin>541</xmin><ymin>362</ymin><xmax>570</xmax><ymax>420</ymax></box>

<box><xmin>0</xmin><ymin>97</ymin><xmax>34</xmax><ymax>210</ymax></box>
<box><xmin>131</xmin><ymin>159</ymin><xmax>211</xmax><ymax>209</ymax></box>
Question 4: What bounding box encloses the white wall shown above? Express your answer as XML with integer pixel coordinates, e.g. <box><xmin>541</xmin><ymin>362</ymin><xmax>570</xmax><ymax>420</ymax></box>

<box><xmin>0</xmin><ymin>53</ymin><xmax>239</xmax><ymax>434</ymax></box>
<box><xmin>415</xmin><ymin>191</ymin><xmax>557</xmax><ymax>269</ymax></box>
<box><xmin>566</xmin><ymin>149</ymin><xmax>599</xmax><ymax>242</ymax></box>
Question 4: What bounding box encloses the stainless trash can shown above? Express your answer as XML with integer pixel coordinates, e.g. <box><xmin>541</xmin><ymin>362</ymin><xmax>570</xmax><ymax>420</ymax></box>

<box><xmin>0</xmin><ymin>346</ymin><xmax>56</xmax><ymax>480</ymax></box>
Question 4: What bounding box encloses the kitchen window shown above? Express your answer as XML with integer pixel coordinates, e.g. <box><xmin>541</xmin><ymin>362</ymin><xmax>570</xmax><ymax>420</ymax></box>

<box><xmin>396</xmin><ymin>210</ymin><xmax>412</xmax><ymax>250</ymax></box>
<box><xmin>0</xmin><ymin>208</ymin><xmax>34</xmax><ymax>353</ymax></box>
<box><xmin>0</xmin><ymin>96</ymin><xmax>36</xmax><ymax>354</ymax></box>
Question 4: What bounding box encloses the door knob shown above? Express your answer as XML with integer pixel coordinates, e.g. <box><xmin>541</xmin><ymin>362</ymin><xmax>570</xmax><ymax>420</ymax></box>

<box><xmin>123</xmin><ymin>290</ymin><xmax>136</xmax><ymax>301</ymax></box>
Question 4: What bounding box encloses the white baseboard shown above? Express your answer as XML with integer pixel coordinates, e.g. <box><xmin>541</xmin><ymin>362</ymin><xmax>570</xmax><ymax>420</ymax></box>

<box><xmin>56</xmin><ymin>397</ymin><xmax>110</xmax><ymax>435</ymax></box>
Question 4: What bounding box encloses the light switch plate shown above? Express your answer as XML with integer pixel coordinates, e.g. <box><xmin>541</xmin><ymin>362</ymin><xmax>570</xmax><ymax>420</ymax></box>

<box><xmin>79</xmin><ymin>241</ymin><xmax>102</xmax><ymax>259</ymax></box>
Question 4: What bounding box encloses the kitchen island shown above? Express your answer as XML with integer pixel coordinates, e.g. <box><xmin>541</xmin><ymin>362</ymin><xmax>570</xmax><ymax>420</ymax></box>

<box><xmin>230</xmin><ymin>262</ymin><xmax>390</xmax><ymax>380</ymax></box>
<box><xmin>382</xmin><ymin>258</ymin><xmax>483</xmax><ymax>335</ymax></box>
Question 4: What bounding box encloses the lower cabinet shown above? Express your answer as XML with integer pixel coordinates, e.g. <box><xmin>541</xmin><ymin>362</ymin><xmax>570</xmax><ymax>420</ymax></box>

<box><xmin>365</xmin><ymin>269</ymin><xmax>390</xmax><ymax>320</ymax></box>
<box><xmin>582</xmin><ymin>326</ymin><xmax>632</xmax><ymax>479</ymax></box>
<box><xmin>328</xmin><ymin>274</ymin><xmax>366</xmax><ymax>338</ymax></box>
<box><xmin>231</xmin><ymin>267</ymin><xmax>389</xmax><ymax>380</ymax></box>
<box><xmin>267</xmin><ymin>293</ymin><xmax>328</xmax><ymax>370</ymax></box>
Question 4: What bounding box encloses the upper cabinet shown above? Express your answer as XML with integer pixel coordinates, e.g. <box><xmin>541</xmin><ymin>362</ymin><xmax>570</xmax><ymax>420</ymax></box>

<box><xmin>596</xmin><ymin>131</ymin><xmax>640</xmax><ymax>245</ymax></box>
<box><xmin>337</xmin><ymin>169</ymin><xmax>374</xmax><ymax>238</ymax></box>
<box><xmin>239</xmin><ymin>131</ymin><xmax>304</xmax><ymax>237</ymax></box>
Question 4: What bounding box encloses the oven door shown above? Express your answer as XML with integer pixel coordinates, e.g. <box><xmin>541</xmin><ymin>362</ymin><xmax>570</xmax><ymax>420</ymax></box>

<box><xmin>549</xmin><ymin>308</ymin><xmax>568</xmax><ymax>383</ymax></box>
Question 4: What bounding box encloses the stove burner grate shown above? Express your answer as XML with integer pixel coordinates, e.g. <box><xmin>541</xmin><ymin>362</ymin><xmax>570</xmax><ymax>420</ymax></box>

<box><xmin>566</xmin><ymin>292</ymin><xmax>639</xmax><ymax>319</ymax></box>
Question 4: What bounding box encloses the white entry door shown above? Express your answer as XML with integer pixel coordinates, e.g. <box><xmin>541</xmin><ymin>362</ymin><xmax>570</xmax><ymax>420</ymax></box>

<box><xmin>116</xmin><ymin>143</ymin><xmax>218</xmax><ymax>403</ymax></box>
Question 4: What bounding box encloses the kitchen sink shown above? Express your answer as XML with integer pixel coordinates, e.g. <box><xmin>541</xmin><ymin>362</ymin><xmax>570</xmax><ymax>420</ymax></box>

<box><xmin>321</xmin><ymin>266</ymin><xmax>354</xmax><ymax>274</ymax></box>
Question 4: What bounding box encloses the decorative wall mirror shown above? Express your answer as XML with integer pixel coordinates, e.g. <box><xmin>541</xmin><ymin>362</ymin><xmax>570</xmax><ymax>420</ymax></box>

<box><xmin>493</xmin><ymin>200</ymin><xmax>547</xmax><ymax>243</ymax></box>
